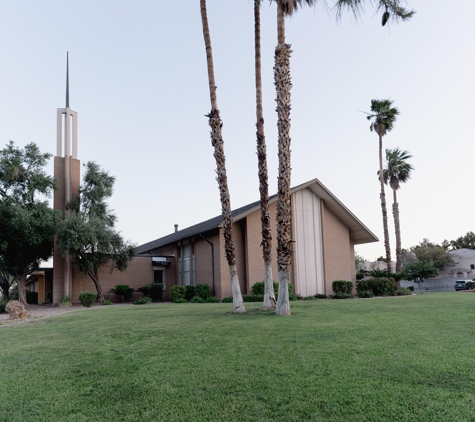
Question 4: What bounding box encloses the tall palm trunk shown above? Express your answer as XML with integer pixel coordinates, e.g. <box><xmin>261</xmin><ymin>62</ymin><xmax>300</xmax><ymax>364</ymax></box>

<box><xmin>254</xmin><ymin>1</ymin><xmax>275</xmax><ymax>309</ymax></box>
<box><xmin>200</xmin><ymin>0</ymin><xmax>245</xmax><ymax>313</ymax></box>
<box><xmin>392</xmin><ymin>188</ymin><xmax>402</xmax><ymax>273</ymax></box>
<box><xmin>378</xmin><ymin>133</ymin><xmax>392</xmax><ymax>273</ymax></box>
<box><xmin>275</xmin><ymin>2</ymin><xmax>292</xmax><ymax>316</ymax></box>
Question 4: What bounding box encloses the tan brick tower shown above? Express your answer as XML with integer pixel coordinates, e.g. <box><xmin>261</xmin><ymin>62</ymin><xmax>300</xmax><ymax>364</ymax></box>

<box><xmin>53</xmin><ymin>52</ymin><xmax>80</xmax><ymax>303</ymax></box>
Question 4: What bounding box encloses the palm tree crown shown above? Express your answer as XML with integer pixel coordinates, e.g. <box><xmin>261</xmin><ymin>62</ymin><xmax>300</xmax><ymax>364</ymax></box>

<box><xmin>381</xmin><ymin>148</ymin><xmax>414</xmax><ymax>191</ymax></box>
<box><xmin>366</xmin><ymin>99</ymin><xmax>399</xmax><ymax>136</ymax></box>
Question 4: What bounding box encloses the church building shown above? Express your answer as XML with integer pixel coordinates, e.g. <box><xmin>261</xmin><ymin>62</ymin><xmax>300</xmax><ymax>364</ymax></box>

<box><xmin>45</xmin><ymin>57</ymin><xmax>378</xmax><ymax>304</ymax></box>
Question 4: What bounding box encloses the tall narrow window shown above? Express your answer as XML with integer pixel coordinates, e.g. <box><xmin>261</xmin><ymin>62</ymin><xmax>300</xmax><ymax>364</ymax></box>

<box><xmin>177</xmin><ymin>244</ymin><xmax>182</xmax><ymax>285</ymax></box>
<box><xmin>183</xmin><ymin>244</ymin><xmax>190</xmax><ymax>286</ymax></box>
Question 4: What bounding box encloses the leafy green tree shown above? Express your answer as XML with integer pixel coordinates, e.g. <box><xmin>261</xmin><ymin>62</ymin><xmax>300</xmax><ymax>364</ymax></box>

<box><xmin>0</xmin><ymin>141</ymin><xmax>60</xmax><ymax>304</ymax></box>
<box><xmin>57</xmin><ymin>162</ymin><xmax>135</xmax><ymax>302</ymax></box>
<box><xmin>366</xmin><ymin>99</ymin><xmax>400</xmax><ymax>273</ymax></box>
<box><xmin>379</xmin><ymin>148</ymin><xmax>414</xmax><ymax>273</ymax></box>
<box><xmin>403</xmin><ymin>261</ymin><xmax>438</xmax><ymax>288</ymax></box>
<box><xmin>444</xmin><ymin>232</ymin><xmax>475</xmax><ymax>250</ymax></box>
<box><xmin>411</xmin><ymin>239</ymin><xmax>453</xmax><ymax>269</ymax></box>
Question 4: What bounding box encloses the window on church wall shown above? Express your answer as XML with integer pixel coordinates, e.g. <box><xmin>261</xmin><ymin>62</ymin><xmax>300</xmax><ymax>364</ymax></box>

<box><xmin>177</xmin><ymin>243</ymin><xmax>182</xmax><ymax>285</ymax></box>
<box><xmin>183</xmin><ymin>244</ymin><xmax>191</xmax><ymax>286</ymax></box>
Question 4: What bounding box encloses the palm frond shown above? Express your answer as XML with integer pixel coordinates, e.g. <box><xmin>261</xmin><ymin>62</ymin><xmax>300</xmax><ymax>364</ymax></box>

<box><xmin>381</xmin><ymin>147</ymin><xmax>414</xmax><ymax>190</ymax></box>
<box><xmin>269</xmin><ymin>0</ymin><xmax>320</xmax><ymax>16</ymax></box>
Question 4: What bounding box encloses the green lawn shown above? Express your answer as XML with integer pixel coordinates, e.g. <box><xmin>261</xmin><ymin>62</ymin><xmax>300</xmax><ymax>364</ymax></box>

<box><xmin>1</xmin><ymin>293</ymin><xmax>475</xmax><ymax>421</ymax></box>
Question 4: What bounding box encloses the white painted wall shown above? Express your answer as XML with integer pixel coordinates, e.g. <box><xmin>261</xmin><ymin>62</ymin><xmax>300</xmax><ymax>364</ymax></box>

<box><xmin>292</xmin><ymin>189</ymin><xmax>325</xmax><ymax>296</ymax></box>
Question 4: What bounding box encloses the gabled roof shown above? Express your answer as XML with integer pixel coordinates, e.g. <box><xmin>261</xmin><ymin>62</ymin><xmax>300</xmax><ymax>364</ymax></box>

<box><xmin>136</xmin><ymin>177</ymin><xmax>378</xmax><ymax>255</ymax></box>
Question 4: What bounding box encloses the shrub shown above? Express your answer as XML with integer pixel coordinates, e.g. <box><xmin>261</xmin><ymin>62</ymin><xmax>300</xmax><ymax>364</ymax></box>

<box><xmin>184</xmin><ymin>286</ymin><xmax>196</xmax><ymax>301</ymax></box>
<box><xmin>251</xmin><ymin>281</ymin><xmax>294</xmax><ymax>297</ymax></box>
<box><xmin>357</xmin><ymin>290</ymin><xmax>374</xmax><ymax>299</ymax></box>
<box><xmin>110</xmin><ymin>284</ymin><xmax>134</xmax><ymax>302</ymax></box>
<box><xmin>102</xmin><ymin>300</ymin><xmax>113</xmax><ymax>305</ymax></box>
<box><xmin>407</xmin><ymin>286</ymin><xmax>414</xmax><ymax>291</ymax></box>
<box><xmin>59</xmin><ymin>296</ymin><xmax>72</xmax><ymax>307</ymax></box>
<box><xmin>206</xmin><ymin>296</ymin><xmax>219</xmax><ymax>303</ymax></box>
<box><xmin>331</xmin><ymin>293</ymin><xmax>354</xmax><ymax>299</ymax></box>
<box><xmin>289</xmin><ymin>293</ymin><xmax>298</xmax><ymax>301</ymax></box>
<box><xmin>45</xmin><ymin>290</ymin><xmax>53</xmax><ymax>304</ymax></box>
<box><xmin>136</xmin><ymin>283</ymin><xmax>165</xmax><ymax>302</ymax></box>
<box><xmin>170</xmin><ymin>285</ymin><xmax>186</xmax><ymax>302</ymax></box>
<box><xmin>0</xmin><ymin>298</ymin><xmax>7</xmax><ymax>314</ymax></box>
<box><xmin>194</xmin><ymin>284</ymin><xmax>211</xmax><ymax>299</ymax></box>
<box><xmin>332</xmin><ymin>280</ymin><xmax>353</xmax><ymax>294</ymax></box>
<box><xmin>78</xmin><ymin>291</ymin><xmax>98</xmax><ymax>307</ymax></box>
<box><xmin>133</xmin><ymin>297</ymin><xmax>153</xmax><ymax>305</ymax></box>
<box><xmin>190</xmin><ymin>296</ymin><xmax>206</xmax><ymax>303</ymax></box>
<box><xmin>296</xmin><ymin>294</ymin><xmax>303</xmax><ymax>300</ymax></box>
<box><xmin>395</xmin><ymin>287</ymin><xmax>412</xmax><ymax>296</ymax></box>
<box><xmin>303</xmin><ymin>295</ymin><xmax>317</xmax><ymax>301</ymax></box>
<box><xmin>26</xmin><ymin>290</ymin><xmax>38</xmax><ymax>305</ymax></box>
<box><xmin>315</xmin><ymin>294</ymin><xmax>327</xmax><ymax>299</ymax></box>
<box><xmin>174</xmin><ymin>298</ymin><xmax>188</xmax><ymax>304</ymax></box>
<box><xmin>242</xmin><ymin>294</ymin><xmax>264</xmax><ymax>302</ymax></box>
<box><xmin>221</xmin><ymin>296</ymin><xmax>233</xmax><ymax>303</ymax></box>
<box><xmin>357</xmin><ymin>278</ymin><xmax>394</xmax><ymax>296</ymax></box>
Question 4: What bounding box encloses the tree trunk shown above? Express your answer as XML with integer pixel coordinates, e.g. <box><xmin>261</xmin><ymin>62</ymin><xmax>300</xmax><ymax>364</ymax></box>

<box><xmin>255</xmin><ymin>1</ymin><xmax>275</xmax><ymax>309</ymax></box>
<box><xmin>378</xmin><ymin>134</ymin><xmax>392</xmax><ymax>273</ymax></box>
<box><xmin>276</xmin><ymin>268</ymin><xmax>290</xmax><ymax>316</ymax></box>
<box><xmin>275</xmin><ymin>2</ymin><xmax>292</xmax><ymax>316</ymax></box>
<box><xmin>88</xmin><ymin>270</ymin><xmax>104</xmax><ymax>303</ymax></box>
<box><xmin>17</xmin><ymin>274</ymin><xmax>27</xmax><ymax>305</ymax></box>
<box><xmin>392</xmin><ymin>188</ymin><xmax>402</xmax><ymax>273</ymax></box>
<box><xmin>200</xmin><ymin>0</ymin><xmax>245</xmax><ymax>313</ymax></box>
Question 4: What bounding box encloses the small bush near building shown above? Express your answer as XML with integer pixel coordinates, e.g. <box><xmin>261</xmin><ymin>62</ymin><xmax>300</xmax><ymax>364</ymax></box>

<box><xmin>110</xmin><ymin>285</ymin><xmax>134</xmax><ymax>302</ymax></box>
<box><xmin>206</xmin><ymin>296</ymin><xmax>219</xmax><ymax>303</ymax></box>
<box><xmin>133</xmin><ymin>297</ymin><xmax>152</xmax><ymax>305</ymax></box>
<box><xmin>190</xmin><ymin>296</ymin><xmax>206</xmax><ymax>303</ymax></box>
<box><xmin>102</xmin><ymin>300</ymin><xmax>113</xmax><ymax>305</ymax></box>
<box><xmin>222</xmin><ymin>296</ymin><xmax>233</xmax><ymax>303</ymax></box>
<box><xmin>242</xmin><ymin>294</ymin><xmax>264</xmax><ymax>302</ymax></box>
<box><xmin>289</xmin><ymin>293</ymin><xmax>298</xmax><ymax>301</ymax></box>
<box><xmin>357</xmin><ymin>278</ymin><xmax>394</xmax><ymax>296</ymax></box>
<box><xmin>315</xmin><ymin>294</ymin><xmax>327</xmax><ymax>299</ymax></box>
<box><xmin>79</xmin><ymin>291</ymin><xmax>98</xmax><ymax>307</ymax></box>
<box><xmin>137</xmin><ymin>284</ymin><xmax>164</xmax><ymax>302</ymax></box>
<box><xmin>0</xmin><ymin>298</ymin><xmax>7</xmax><ymax>313</ymax></box>
<box><xmin>395</xmin><ymin>287</ymin><xmax>412</xmax><ymax>296</ymax></box>
<box><xmin>332</xmin><ymin>280</ymin><xmax>353</xmax><ymax>294</ymax></box>
<box><xmin>26</xmin><ymin>291</ymin><xmax>38</xmax><ymax>305</ymax></box>
<box><xmin>45</xmin><ymin>290</ymin><xmax>53</xmax><ymax>304</ymax></box>
<box><xmin>357</xmin><ymin>290</ymin><xmax>374</xmax><ymax>299</ymax></box>
<box><xmin>303</xmin><ymin>296</ymin><xmax>317</xmax><ymax>300</ymax></box>
<box><xmin>174</xmin><ymin>298</ymin><xmax>188</xmax><ymax>303</ymax></box>
<box><xmin>184</xmin><ymin>286</ymin><xmax>195</xmax><ymax>301</ymax></box>
<box><xmin>331</xmin><ymin>293</ymin><xmax>354</xmax><ymax>299</ymax></box>
<box><xmin>59</xmin><ymin>296</ymin><xmax>72</xmax><ymax>307</ymax></box>
<box><xmin>407</xmin><ymin>286</ymin><xmax>414</xmax><ymax>292</ymax></box>
<box><xmin>170</xmin><ymin>285</ymin><xmax>186</xmax><ymax>303</ymax></box>
<box><xmin>194</xmin><ymin>284</ymin><xmax>211</xmax><ymax>299</ymax></box>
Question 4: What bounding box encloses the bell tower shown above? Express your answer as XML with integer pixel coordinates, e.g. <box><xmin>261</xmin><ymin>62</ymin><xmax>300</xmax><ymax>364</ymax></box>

<box><xmin>53</xmin><ymin>52</ymin><xmax>80</xmax><ymax>303</ymax></box>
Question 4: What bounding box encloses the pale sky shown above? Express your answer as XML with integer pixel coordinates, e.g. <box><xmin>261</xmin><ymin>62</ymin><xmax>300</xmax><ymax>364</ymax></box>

<box><xmin>1</xmin><ymin>1</ymin><xmax>474</xmax><ymax>262</ymax></box>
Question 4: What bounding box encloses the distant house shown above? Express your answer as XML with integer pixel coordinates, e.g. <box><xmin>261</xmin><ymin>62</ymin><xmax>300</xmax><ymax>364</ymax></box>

<box><xmin>437</xmin><ymin>248</ymin><xmax>475</xmax><ymax>280</ymax></box>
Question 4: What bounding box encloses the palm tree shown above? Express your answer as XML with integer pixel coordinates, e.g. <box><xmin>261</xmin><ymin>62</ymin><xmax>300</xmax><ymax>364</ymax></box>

<box><xmin>199</xmin><ymin>0</ymin><xmax>245</xmax><ymax>313</ymax></box>
<box><xmin>254</xmin><ymin>0</ymin><xmax>276</xmax><ymax>309</ymax></box>
<box><xmin>272</xmin><ymin>0</ymin><xmax>414</xmax><ymax>316</ymax></box>
<box><xmin>366</xmin><ymin>99</ymin><xmax>400</xmax><ymax>273</ymax></box>
<box><xmin>380</xmin><ymin>148</ymin><xmax>413</xmax><ymax>273</ymax></box>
